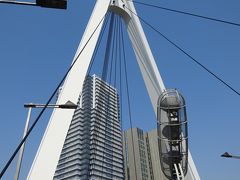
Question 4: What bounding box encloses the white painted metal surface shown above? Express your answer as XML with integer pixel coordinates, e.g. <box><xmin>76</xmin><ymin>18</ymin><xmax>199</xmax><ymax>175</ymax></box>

<box><xmin>174</xmin><ymin>163</ymin><xmax>185</xmax><ymax>180</ymax></box>
<box><xmin>174</xmin><ymin>163</ymin><xmax>181</xmax><ymax>180</ymax></box>
<box><xmin>14</xmin><ymin>107</ymin><xmax>32</xmax><ymax>180</ymax></box>
<box><xmin>28</xmin><ymin>0</ymin><xmax>200</xmax><ymax>179</ymax></box>
<box><xmin>179</xmin><ymin>163</ymin><xmax>185</xmax><ymax>180</ymax></box>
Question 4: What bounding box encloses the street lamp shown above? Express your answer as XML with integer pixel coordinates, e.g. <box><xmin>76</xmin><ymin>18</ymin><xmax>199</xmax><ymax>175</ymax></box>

<box><xmin>0</xmin><ymin>0</ymin><xmax>67</xmax><ymax>9</ymax></box>
<box><xmin>23</xmin><ymin>100</ymin><xmax>78</xmax><ymax>109</ymax></box>
<box><xmin>14</xmin><ymin>100</ymin><xmax>77</xmax><ymax>180</ymax></box>
<box><xmin>221</xmin><ymin>152</ymin><xmax>240</xmax><ymax>159</ymax></box>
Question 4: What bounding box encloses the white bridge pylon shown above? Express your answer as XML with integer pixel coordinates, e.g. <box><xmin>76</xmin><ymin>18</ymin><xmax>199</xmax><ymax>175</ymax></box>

<box><xmin>27</xmin><ymin>0</ymin><xmax>200</xmax><ymax>179</ymax></box>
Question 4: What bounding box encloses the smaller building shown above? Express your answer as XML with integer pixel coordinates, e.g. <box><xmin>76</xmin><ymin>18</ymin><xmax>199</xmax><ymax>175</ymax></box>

<box><xmin>123</xmin><ymin>128</ymin><xmax>164</xmax><ymax>180</ymax></box>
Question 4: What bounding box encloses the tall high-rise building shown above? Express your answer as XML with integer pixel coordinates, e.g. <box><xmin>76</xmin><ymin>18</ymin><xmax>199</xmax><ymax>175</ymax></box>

<box><xmin>54</xmin><ymin>75</ymin><xmax>124</xmax><ymax>180</ymax></box>
<box><xmin>123</xmin><ymin>128</ymin><xmax>164</xmax><ymax>180</ymax></box>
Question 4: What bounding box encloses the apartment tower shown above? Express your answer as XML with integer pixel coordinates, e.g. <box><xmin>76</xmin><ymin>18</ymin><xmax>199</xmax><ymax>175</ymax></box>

<box><xmin>54</xmin><ymin>75</ymin><xmax>124</xmax><ymax>180</ymax></box>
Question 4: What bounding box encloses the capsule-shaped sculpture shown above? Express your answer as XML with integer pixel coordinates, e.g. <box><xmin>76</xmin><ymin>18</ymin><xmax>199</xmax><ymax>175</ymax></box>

<box><xmin>157</xmin><ymin>89</ymin><xmax>188</xmax><ymax>179</ymax></box>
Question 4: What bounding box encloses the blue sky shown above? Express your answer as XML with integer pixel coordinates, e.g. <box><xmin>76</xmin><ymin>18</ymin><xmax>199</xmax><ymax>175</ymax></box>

<box><xmin>0</xmin><ymin>0</ymin><xmax>240</xmax><ymax>179</ymax></box>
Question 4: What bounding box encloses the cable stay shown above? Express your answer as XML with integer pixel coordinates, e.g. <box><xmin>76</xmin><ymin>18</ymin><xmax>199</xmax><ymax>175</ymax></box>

<box><xmin>130</xmin><ymin>0</ymin><xmax>240</xmax><ymax>27</ymax></box>
<box><xmin>101</xmin><ymin>13</ymin><xmax>116</xmax><ymax>81</ymax></box>
<box><xmin>89</xmin><ymin>12</ymin><xmax>111</xmax><ymax>77</ymax></box>
<box><xmin>120</xmin><ymin>17</ymin><xmax>139</xmax><ymax>180</ymax></box>
<box><xmin>101</xmin><ymin>13</ymin><xmax>139</xmax><ymax>180</ymax></box>
<box><xmin>82</xmin><ymin>11</ymin><xmax>139</xmax><ymax>180</ymax></box>
<box><xmin>125</xmin><ymin>6</ymin><xmax>240</xmax><ymax>97</ymax></box>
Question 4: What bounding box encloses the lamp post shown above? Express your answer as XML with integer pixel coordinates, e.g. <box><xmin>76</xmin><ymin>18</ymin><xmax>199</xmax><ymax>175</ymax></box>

<box><xmin>221</xmin><ymin>152</ymin><xmax>240</xmax><ymax>159</ymax></box>
<box><xmin>0</xmin><ymin>0</ymin><xmax>67</xmax><ymax>9</ymax></box>
<box><xmin>14</xmin><ymin>101</ymin><xmax>77</xmax><ymax>180</ymax></box>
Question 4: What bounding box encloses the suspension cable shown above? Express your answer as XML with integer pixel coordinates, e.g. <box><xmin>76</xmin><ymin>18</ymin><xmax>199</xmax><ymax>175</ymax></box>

<box><xmin>120</xmin><ymin>17</ymin><xmax>138</xmax><ymax>180</ymax></box>
<box><xmin>105</xmin><ymin>13</ymin><xmax>118</xmax><ymax>179</ymax></box>
<box><xmin>118</xmin><ymin>16</ymin><xmax>123</xmax><ymax>130</ymax></box>
<box><xmin>102</xmin><ymin>13</ymin><xmax>115</xmax><ymax>81</ymax></box>
<box><xmin>87</xmin><ymin>12</ymin><xmax>111</xmax><ymax>180</ymax></box>
<box><xmin>109</xmin><ymin>13</ymin><xmax>117</xmax><ymax>85</ymax></box>
<box><xmin>118</xmin><ymin>16</ymin><xmax>125</xmax><ymax>179</ymax></box>
<box><xmin>130</xmin><ymin>0</ymin><xmax>240</xmax><ymax>27</ymax></box>
<box><xmin>0</xmin><ymin>12</ymin><xmax>108</xmax><ymax>179</ymax></box>
<box><xmin>89</xmin><ymin>12</ymin><xmax>111</xmax><ymax>76</ymax></box>
<box><xmin>125</xmin><ymin>6</ymin><xmax>240</xmax><ymax>96</ymax></box>
<box><xmin>98</xmin><ymin>12</ymin><xmax>118</xmax><ymax>179</ymax></box>
<box><xmin>114</xmin><ymin>15</ymin><xmax>120</xmax><ymax>87</ymax></box>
